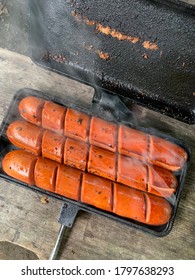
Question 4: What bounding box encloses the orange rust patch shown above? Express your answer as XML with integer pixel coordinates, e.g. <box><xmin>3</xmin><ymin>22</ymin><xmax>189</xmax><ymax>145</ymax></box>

<box><xmin>72</xmin><ymin>11</ymin><xmax>160</xmax><ymax>51</ymax></box>
<box><xmin>83</xmin><ymin>44</ymin><xmax>110</xmax><ymax>61</ymax></box>
<box><xmin>72</xmin><ymin>11</ymin><xmax>140</xmax><ymax>44</ymax></box>
<box><xmin>142</xmin><ymin>41</ymin><xmax>158</xmax><ymax>50</ymax></box>
<box><xmin>97</xmin><ymin>51</ymin><xmax>110</xmax><ymax>60</ymax></box>
<box><xmin>97</xmin><ymin>24</ymin><xmax>140</xmax><ymax>44</ymax></box>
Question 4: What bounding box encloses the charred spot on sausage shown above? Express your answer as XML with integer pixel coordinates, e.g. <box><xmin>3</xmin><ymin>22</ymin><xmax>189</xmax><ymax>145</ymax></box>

<box><xmin>77</xmin><ymin>118</ymin><xmax>83</xmax><ymax>124</ymax></box>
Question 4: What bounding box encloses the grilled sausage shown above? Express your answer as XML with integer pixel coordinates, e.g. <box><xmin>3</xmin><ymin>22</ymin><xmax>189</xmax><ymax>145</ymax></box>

<box><xmin>42</xmin><ymin>130</ymin><xmax>65</xmax><ymax>163</ymax></box>
<box><xmin>64</xmin><ymin>137</ymin><xmax>88</xmax><ymax>171</ymax></box>
<box><xmin>118</xmin><ymin>125</ymin><xmax>148</xmax><ymax>161</ymax></box>
<box><xmin>7</xmin><ymin>120</ymin><xmax>178</xmax><ymax>197</ymax></box>
<box><xmin>64</xmin><ymin>108</ymin><xmax>90</xmax><ymax>142</ymax></box>
<box><xmin>81</xmin><ymin>173</ymin><xmax>113</xmax><ymax>212</ymax></box>
<box><xmin>118</xmin><ymin>125</ymin><xmax>188</xmax><ymax>171</ymax></box>
<box><xmin>34</xmin><ymin>156</ymin><xmax>58</xmax><ymax>192</ymax></box>
<box><xmin>113</xmin><ymin>183</ymin><xmax>171</xmax><ymax>225</ymax></box>
<box><xmin>18</xmin><ymin>96</ymin><xmax>45</xmax><ymax>126</ymax></box>
<box><xmin>7</xmin><ymin>120</ymin><xmax>44</xmax><ymax>155</ymax></box>
<box><xmin>42</xmin><ymin>101</ymin><xmax>66</xmax><ymax>134</ymax></box>
<box><xmin>2</xmin><ymin>150</ymin><xmax>172</xmax><ymax>226</ymax></box>
<box><xmin>90</xmin><ymin>116</ymin><xmax>117</xmax><ymax>152</ymax></box>
<box><xmin>2</xmin><ymin>149</ymin><xmax>37</xmax><ymax>185</ymax></box>
<box><xmin>18</xmin><ymin>96</ymin><xmax>188</xmax><ymax>171</ymax></box>
<box><xmin>148</xmin><ymin>135</ymin><xmax>188</xmax><ymax>171</ymax></box>
<box><xmin>56</xmin><ymin>164</ymin><xmax>82</xmax><ymax>200</ymax></box>
<box><xmin>88</xmin><ymin>145</ymin><xmax>116</xmax><ymax>181</ymax></box>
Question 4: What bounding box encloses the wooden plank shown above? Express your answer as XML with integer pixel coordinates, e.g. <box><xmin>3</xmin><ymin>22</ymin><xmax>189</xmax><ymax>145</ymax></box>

<box><xmin>0</xmin><ymin>47</ymin><xmax>194</xmax><ymax>260</ymax></box>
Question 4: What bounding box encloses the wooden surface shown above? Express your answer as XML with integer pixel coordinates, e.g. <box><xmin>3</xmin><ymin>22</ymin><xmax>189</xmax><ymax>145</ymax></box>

<box><xmin>0</xmin><ymin>48</ymin><xmax>194</xmax><ymax>260</ymax></box>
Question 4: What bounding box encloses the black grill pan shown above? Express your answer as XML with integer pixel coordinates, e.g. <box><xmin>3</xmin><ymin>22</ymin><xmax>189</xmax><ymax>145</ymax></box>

<box><xmin>29</xmin><ymin>0</ymin><xmax>195</xmax><ymax>124</ymax></box>
<box><xmin>0</xmin><ymin>88</ymin><xmax>191</xmax><ymax>237</ymax></box>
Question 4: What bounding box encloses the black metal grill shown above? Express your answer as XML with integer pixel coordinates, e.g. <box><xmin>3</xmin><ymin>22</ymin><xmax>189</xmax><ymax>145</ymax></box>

<box><xmin>29</xmin><ymin>0</ymin><xmax>195</xmax><ymax>123</ymax></box>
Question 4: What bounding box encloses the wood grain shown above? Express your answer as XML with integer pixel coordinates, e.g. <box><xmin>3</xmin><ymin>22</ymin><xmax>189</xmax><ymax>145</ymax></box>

<box><xmin>0</xmin><ymin>47</ymin><xmax>194</xmax><ymax>260</ymax></box>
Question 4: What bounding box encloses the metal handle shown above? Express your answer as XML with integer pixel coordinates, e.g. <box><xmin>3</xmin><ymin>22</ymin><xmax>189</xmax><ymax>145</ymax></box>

<box><xmin>49</xmin><ymin>224</ymin><xmax>67</xmax><ymax>260</ymax></box>
<box><xmin>92</xmin><ymin>90</ymin><xmax>137</xmax><ymax>125</ymax></box>
<box><xmin>49</xmin><ymin>203</ymin><xmax>79</xmax><ymax>260</ymax></box>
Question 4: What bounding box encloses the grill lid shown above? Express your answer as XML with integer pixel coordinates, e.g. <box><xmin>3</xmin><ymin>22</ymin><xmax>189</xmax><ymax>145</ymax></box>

<box><xmin>29</xmin><ymin>0</ymin><xmax>195</xmax><ymax>124</ymax></box>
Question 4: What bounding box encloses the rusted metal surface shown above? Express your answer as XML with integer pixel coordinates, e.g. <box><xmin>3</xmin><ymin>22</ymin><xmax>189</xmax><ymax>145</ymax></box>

<box><xmin>29</xmin><ymin>0</ymin><xmax>195</xmax><ymax>124</ymax></box>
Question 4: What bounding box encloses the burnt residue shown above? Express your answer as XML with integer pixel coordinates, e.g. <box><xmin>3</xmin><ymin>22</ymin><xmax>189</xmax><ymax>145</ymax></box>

<box><xmin>77</xmin><ymin>117</ymin><xmax>83</xmax><ymax>124</ymax></box>
<box><xmin>142</xmin><ymin>53</ymin><xmax>149</xmax><ymax>60</ymax></box>
<box><xmin>42</xmin><ymin>51</ymin><xmax>67</xmax><ymax>64</ymax></box>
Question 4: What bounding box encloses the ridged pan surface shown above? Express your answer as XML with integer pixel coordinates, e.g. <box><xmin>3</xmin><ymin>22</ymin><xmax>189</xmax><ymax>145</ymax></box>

<box><xmin>29</xmin><ymin>0</ymin><xmax>195</xmax><ymax>124</ymax></box>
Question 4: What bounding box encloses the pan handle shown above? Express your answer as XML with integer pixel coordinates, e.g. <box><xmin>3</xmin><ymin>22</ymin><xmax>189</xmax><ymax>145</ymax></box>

<box><xmin>92</xmin><ymin>90</ymin><xmax>137</xmax><ymax>125</ymax></box>
<box><xmin>49</xmin><ymin>203</ymin><xmax>79</xmax><ymax>260</ymax></box>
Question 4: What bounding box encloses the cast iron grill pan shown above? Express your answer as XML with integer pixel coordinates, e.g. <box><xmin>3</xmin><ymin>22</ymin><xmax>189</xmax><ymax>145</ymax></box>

<box><xmin>0</xmin><ymin>88</ymin><xmax>191</xmax><ymax>237</ymax></box>
<box><xmin>29</xmin><ymin>0</ymin><xmax>195</xmax><ymax>124</ymax></box>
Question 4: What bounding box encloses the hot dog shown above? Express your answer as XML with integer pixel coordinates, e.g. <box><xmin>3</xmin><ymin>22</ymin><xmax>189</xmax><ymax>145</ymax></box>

<box><xmin>18</xmin><ymin>96</ymin><xmax>188</xmax><ymax>171</ymax></box>
<box><xmin>64</xmin><ymin>108</ymin><xmax>90</xmax><ymax>142</ymax></box>
<box><xmin>64</xmin><ymin>137</ymin><xmax>88</xmax><ymax>171</ymax></box>
<box><xmin>7</xmin><ymin>120</ymin><xmax>178</xmax><ymax>197</ymax></box>
<box><xmin>42</xmin><ymin>130</ymin><xmax>65</xmax><ymax>163</ymax></box>
<box><xmin>42</xmin><ymin>101</ymin><xmax>66</xmax><ymax>134</ymax></box>
<box><xmin>2</xmin><ymin>150</ymin><xmax>37</xmax><ymax>185</ymax></box>
<box><xmin>18</xmin><ymin>96</ymin><xmax>45</xmax><ymax>126</ymax></box>
<box><xmin>2</xmin><ymin>150</ymin><xmax>172</xmax><ymax>226</ymax></box>
<box><xmin>7</xmin><ymin>120</ymin><xmax>44</xmax><ymax>155</ymax></box>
